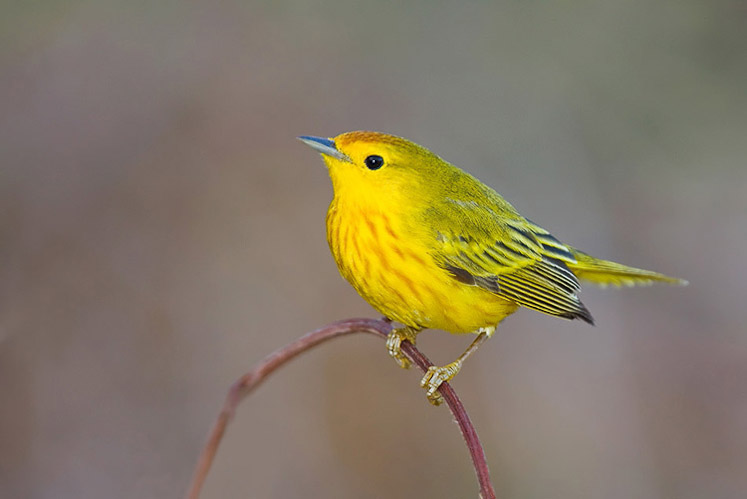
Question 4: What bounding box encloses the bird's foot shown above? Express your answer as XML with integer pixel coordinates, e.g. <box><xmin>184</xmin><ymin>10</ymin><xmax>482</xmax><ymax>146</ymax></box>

<box><xmin>420</xmin><ymin>360</ymin><xmax>462</xmax><ymax>406</ymax></box>
<box><xmin>385</xmin><ymin>327</ymin><xmax>418</xmax><ymax>369</ymax></box>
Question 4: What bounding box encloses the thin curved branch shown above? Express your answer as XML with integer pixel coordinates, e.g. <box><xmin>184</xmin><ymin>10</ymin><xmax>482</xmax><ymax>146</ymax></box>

<box><xmin>185</xmin><ymin>318</ymin><xmax>496</xmax><ymax>499</ymax></box>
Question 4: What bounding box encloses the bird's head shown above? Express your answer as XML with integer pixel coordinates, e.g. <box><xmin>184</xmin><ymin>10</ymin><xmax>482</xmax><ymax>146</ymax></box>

<box><xmin>299</xmin><ymin>131</ymin><xmax>450</xmax><ymax>205</ymax></box>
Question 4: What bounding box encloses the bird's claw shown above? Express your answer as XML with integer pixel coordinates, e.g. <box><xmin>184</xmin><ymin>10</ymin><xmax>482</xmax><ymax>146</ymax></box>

<box><xmin>420</xmin><ymin>360</ymin><xmax>462</xmax><ymax>406</ymax></box>
<box><xmin>386</xmin><ymin>327</ymin><xmax>417</xmax><ymax>369</ymax></box>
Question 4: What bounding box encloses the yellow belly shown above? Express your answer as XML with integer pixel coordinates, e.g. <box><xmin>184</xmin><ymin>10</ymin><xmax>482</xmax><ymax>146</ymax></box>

<box><xmin>327</xmin><ymin>203</ymin><xmax>518</xmax><ymax>333</ymax></box>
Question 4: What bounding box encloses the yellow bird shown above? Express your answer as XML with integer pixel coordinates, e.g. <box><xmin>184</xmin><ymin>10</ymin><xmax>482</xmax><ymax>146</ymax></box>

<box><xmin>300</xmin><ymin>131</ymin><xmax>686</xmax><ymax>405</ymax></box>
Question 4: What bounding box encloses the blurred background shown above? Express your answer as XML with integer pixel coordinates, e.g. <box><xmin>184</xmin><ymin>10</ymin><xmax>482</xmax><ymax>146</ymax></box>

<box><xmin>1</xmin><ymin>1</ymin><xmax>746</xmax><ymax>498</ymax></box>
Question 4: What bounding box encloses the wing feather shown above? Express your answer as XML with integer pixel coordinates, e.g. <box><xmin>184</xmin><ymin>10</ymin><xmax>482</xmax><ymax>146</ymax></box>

<box><xmin>426</xmin><ymin>200</ymin><xmax>594</xmax><ymax>324</ymax></box>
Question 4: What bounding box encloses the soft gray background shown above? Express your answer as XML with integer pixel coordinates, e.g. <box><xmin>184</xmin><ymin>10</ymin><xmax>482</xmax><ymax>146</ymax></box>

<box><xmin>2</xmin><ymin>1</ymin><xmax>746</xmax><ymax>498</ymax></box>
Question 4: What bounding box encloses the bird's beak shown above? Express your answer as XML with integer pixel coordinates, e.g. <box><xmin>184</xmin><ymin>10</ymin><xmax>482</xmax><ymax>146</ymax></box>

<box><xmin>298</xmin><ymin>135</ymin><xmax>351</xmax><ymax>162</ymax></box>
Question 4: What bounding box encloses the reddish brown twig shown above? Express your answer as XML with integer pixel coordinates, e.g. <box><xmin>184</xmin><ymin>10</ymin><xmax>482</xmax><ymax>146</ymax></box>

<box><xmin>185</xmin><ymin>318</ymin><xmax>496</xmax><ymax>499</ymax></box>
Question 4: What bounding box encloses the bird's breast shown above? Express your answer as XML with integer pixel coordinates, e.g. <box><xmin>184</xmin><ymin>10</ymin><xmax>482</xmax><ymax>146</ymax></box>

<box><xmin>325</xmin><ymin>199</ymin><xmax>516</xmax><ymax>332</ymax></box>
<box><xmin>326</xmin><ymin>200</ymin><xmax>437</xmax><ymax>327</ymax></box>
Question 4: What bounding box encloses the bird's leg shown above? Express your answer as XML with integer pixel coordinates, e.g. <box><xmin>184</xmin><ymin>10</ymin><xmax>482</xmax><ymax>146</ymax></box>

<box><xmin>420</xmin><ymin>326</ymin><xmax>495</xmax><ymax>406</ymax></box>
<box><xmin>385</xmin><ymin>326</ymin><xmax>419</xmax><ymax>369</ymax></box>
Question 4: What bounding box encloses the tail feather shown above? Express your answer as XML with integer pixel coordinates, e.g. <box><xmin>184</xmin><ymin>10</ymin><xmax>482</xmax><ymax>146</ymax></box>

<box><xmin>568</xmin><ymin>249</ymin><xmax>687</xmax><ymax>288</ymax></box>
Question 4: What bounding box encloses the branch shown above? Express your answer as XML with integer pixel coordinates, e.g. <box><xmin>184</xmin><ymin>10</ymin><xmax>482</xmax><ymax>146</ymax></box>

<box><xmin>185</xmin><ymin>318</ymin><xmax>496</xmax><ymax>499</ymax></box>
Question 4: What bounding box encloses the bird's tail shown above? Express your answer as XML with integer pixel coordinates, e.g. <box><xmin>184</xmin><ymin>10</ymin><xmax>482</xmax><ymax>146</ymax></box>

<box><xmin>567</xmin><ymin>249</ymin><xmax>687</xmax><ymax>288</ymax></box>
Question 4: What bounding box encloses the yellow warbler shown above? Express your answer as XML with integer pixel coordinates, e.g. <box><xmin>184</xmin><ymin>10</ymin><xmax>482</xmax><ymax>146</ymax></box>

<box><xmin>300</xmin><ymin>131</ymin><xmax>686</xmax><ymax>405</ymax></box>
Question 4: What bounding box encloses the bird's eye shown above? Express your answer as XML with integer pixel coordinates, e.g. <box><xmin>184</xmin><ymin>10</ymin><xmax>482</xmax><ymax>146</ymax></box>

<box><xmin>364</xmin><ymin>155</ymin><xmax>384</xmax><ymax>170</ymax></box>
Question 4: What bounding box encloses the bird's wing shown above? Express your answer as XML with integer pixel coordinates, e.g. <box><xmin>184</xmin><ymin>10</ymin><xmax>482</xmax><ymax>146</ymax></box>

<box><xmin>425</xmin><ymin>199</ymin><xmax>594</xmax><ymax>323</ymax></box>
